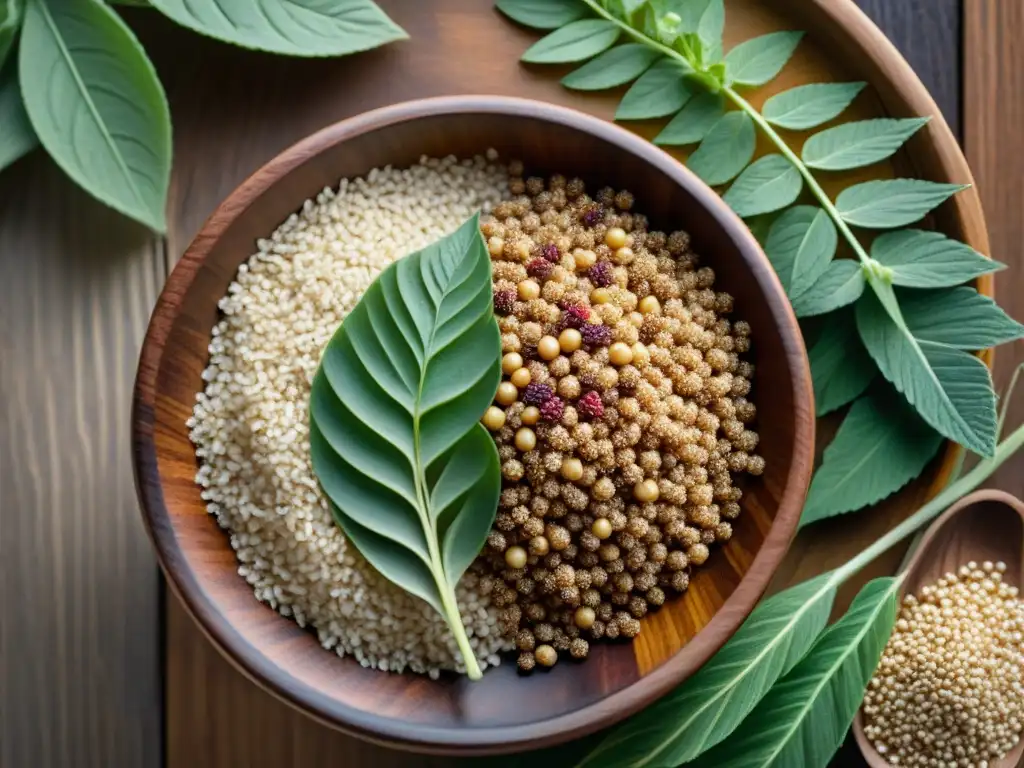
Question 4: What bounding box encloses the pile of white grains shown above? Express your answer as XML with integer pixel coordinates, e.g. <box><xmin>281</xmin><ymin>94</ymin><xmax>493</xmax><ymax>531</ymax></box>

<box><xmin>188</xmin><ymin>154</ymin><xmax>514</xmax><ymax>677</ymax></box>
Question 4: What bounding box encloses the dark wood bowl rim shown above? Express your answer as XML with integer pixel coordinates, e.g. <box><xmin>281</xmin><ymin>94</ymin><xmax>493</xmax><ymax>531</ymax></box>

<box><xmin>132</xmin><ymin>94</ymin><xmax>809</xmax><ymax>752</ymax></box>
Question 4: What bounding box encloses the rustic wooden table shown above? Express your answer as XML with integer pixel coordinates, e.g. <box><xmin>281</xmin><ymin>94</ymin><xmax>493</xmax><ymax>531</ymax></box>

<box><xmin>2</xmin><ymin>1</ymin><xmax>1020</xmax><ymax>766</ymax></box>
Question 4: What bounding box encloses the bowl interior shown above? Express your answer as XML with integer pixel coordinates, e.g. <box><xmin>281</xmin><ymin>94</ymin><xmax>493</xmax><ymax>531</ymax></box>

<box><xmin>138</xmin><ymin>100</ymin><xmax>811</xmax><ymax>754</ymax></box>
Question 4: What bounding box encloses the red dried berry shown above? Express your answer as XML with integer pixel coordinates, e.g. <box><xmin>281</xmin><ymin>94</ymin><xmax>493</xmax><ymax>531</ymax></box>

<box><xmin>588</xmin><ymin>261</ymin><xmax>614</xmax><ymax>288</ymax></box>
<box><xmin>578</xmin><ymin>391</ymin><xmax>604</xmax><ymax>420</ymax></box>
<box><xmin>542</xmin><ymin>243</ymin><xmax>560</xmax><ymax>262</ymax></box>
<box><xmin>559</xmin><ymin>301</ymin><xmax>590</xmax><ymax>328</ymax></box>
<box><xmin>540</xmin><ymin>396</ymin><xmax>566</xmax><ymax>422</ymax></box>
<box><xmin>523</xmin><ymin>382</ymin><xmax>555</xmax><ymax>406</ymax></box>
<box><xmin>581</xmin><ymin>323</ymin><xmax>612</xmax><ymax>347</ymax></box>
<box><xmin>527</xmin><ymin>258</ymin><xmax>554</xmax><ymax>279</ymax></box>
<box><xmin>494</xmin><ymin>290</ymin><xmax>515</xmax><ymax>315</ymax></box>
<box><xmin>581</xmin><ymin>206</ymin><xmax>604</xmax><ymax>227</ymax></box>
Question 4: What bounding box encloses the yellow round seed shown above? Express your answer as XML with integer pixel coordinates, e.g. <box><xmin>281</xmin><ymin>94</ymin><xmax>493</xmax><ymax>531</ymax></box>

<box><xmin>639</xmin><ymin>295</ymin><xmax>661</xmax><ymax>315</ymax></box>
<box><xmin>501</xmin><ymin>352</ymin><xmax>524</xmax><ymax>374</ymax></box>
<box><xmin>614</xmin><ymin>246</ymin><xmax>635</xmax><ymax>265</ymax></box>
<box><xmin>559</xmin><ymin>328</ymin><xmax>582</xmax><ymax>353</ymax></box>
<box><xmin>629</xmin><ymin>311</ymin><xmax>644</xmax><ymax>328</ymax></box>
<box><xmin>591</xmin><ymin>288</ymin><xmax>612</xmax><ymax>304</ymax></box>
<box><xmin>574</xmin><ymin>249</ymin><xmax>597</xmax><ymax>270</ymax></box>
<box><xmin>505</xmin><ymin>545</ymin><xmax>528</xmax><ymax>569</ymax></box>
<box><xmin>510</xmin><ymin>367</ymin><xmax>532</xmax><ymax>388</ymax></box>
<box><xmin>535</xmin><ymin>644</ymin><xmax>558</xmax><ymax>667</ymax></box>
<box><xmin>530</xmin><ymin>535</ymin><xmax>550</xmax><ymax>556</ymax></box>
<box><xmin>631</xmin><ymin>342</ymin><xmax>650</xmax><ymax>367</ymax></box>
<box><xmin>609</xmin><ymin>342</ymin><xmax>634</xmax><ymax>366</ymax></box>
<box><xmin>561</xmin><ymin>457</ymin><xmax>584</xmax><ymax>481</ymax></box>
<box><xmin>515</xmin><ymin>241</ymin><xmax>532</xmax><ymax>261</ymax></box>
<box><xmin>496</xmin><ymin>381</ymin><xmax>518</xmax><ymax>406</ymax></box>
<box><xmin>574</xmin><ymin>606</ymin><xmax>597</xmax><ymax>629</ymax></box>
<box><xmin>518</xmin><ymin>279</ymin><xmax>540</xmax><ymax>301</ymax></box>
<box><xmin>592</xmin><ymin>517</ymin><xmax>613</xmax><ymax>540</ymax></box>
<box><xmin>605</xmin><ymin>227</ymin><xmax>628</xmax><ymax>250</ymax></box>
<box><xmin>634</xmin><ymin>479</ymin><xmax>660</xmax><ymax>502</ymax></box>
<box><xmin>537</xmin><ymin>335</ymin><xmax>561</xmax><ymax>361</ymax></box>
<box><xmin>482</xmin><ymin>406</ymin><xmax>506</xmax><ymax>431</ymax></box>
<box><xmin>515</xmin><ymin>427</ymin><xmax>537</xmax><ymax>452</ymax></box>
<box><xmin>487</xmin><ymin>236</ymin><xmax>504</xmax><ymax>257</ymax></box>
<box><xmin>521</xmin><ymin>406</ymin><xmax>540</xmax><ymax>426</ymax></box>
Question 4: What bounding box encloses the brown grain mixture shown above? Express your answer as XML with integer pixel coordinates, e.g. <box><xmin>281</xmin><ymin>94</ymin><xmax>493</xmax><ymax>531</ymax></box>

<box><xmin>475</xmin><ymin>168</ymin><xmax>764</xmax><ymax>671</ymax></box>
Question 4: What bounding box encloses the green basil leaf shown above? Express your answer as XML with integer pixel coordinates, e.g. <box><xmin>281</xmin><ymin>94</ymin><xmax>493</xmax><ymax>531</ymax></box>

<box><xmin>0</xmin><ymin>59</ymin><xmax>37</xmax><ymax>173</ymax></box>
<box><xmin>522</xmin><ymin>18</ymin><xmax>619</xmax><ymax>63</ymax></box>
<box><xmin>309</xmin><ymin>214</ymin><xmax>501</xmax><ymax>674</ymax></box>
<box><xmin>802</xmin><ymin>117</ymin><xmax>930</xmax><ymax>171</ymax></box>
<box><xmin>562</xmin><ymin>43</ymin><xmax>661</xmax><ymax>90</ymax></box>
<box><xmin>762</xmin><ymin>82</ymin><xmax>866</xmax><ymax>130</ymax></box>
<box><xmin>855</xmin><ymin>284</ymin><xmax>997</xmax><ymax>457</ymax></box>
<box><xmin>20</xmin><ymin>0</ymin><xmax>171</xmax><ymax>231</ymax></box>
<box><xmin>871</xmin><ymin>229</ymin><xmax>1005</xmax><ymax>288</ymax></box>
<box><xmin>578</xmin><ymin>572</ymin><xmax>839</xmax><ymax>768</ymax></box>
<box><xmin>808</xmin><ymin>311</ymin><xmax>875</xmax><ymax>416</ymax></box>
<box><xmin>653</xmin><ymin>91</ymin><xmax>724</xmax><ymax>145</ymax></box>
<box><xmin>836</xmin><ymin>179</ymin><xmax>968</xmax><ymax>229</ymax></box>
<box><xmin>723</xmin><ymin>153</ymin><xmax>802</xmax><ymax>218</ymax></box>
<box><xmin>801</xmin><ymin>389</ymin><xmax>943</xmax><ymax>525</ymax></box>
<box><xmin>615</xmin><ymin>57</ymin><xmax>694</xmax><ymax>120</ymax></box>
<box><xmin>148</xmin><ymin>0</ymin><xmax>406</xmax><ymax>56</ymax></box>
<box><xmin>898</xmin><ymin>286</ymin><xmax>1024</xmax><ymax>350</ymax></box>
<box><xmin>0</xmin><ymin>0</ymin><xmax>23</xmax><ymax>70</ymax></box>
<box><xmin>690</xmin><ymin>577</ymin><xmax>900</xmax><ymax>768</ymax></box>
<box><xmin>792</xmin><ymin>260</ymin><xmax>865</xmax><ymax>318</ymax></box>
<box><xmin>686</xmin><ymin>110</ymin><xmax>755</xmax><ymax>186</ymax></box>
<box><xmin>765</xmin><ymin>205</ymin><xmax>838</xmax><ymax>298</ymax></box>
<box><xmin>496</xmin><ymin>0</ymin><xmax>587</xmax><ymax>29</ymax></box>
<box><xmin>724</xmin><ymin>30</ymin><xmax>803</xmax><ymax>87</ymax></box>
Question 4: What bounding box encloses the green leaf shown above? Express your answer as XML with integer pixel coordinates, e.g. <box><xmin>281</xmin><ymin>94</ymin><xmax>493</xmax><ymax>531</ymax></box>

<box><xmin>0</xmin><ymin>59</ymin><xmax>37</xmax><ymax>173</ymax></box>
<box><xmin>308</xmin><ymin>214</ymin><xmax>501</xmax><ymax>677</ymax></box>
<box><xmin>0</xmin><ymin>0</ymin><xmax>23</xmax><ymax>70</ymax></box>
<box><xmin>496</xmin><ymin>0</ymin><xmax>587</xmax><ymax>29</ymax></box>
<box><xmin>762</xmin><ymin>82</ymin><xmax>866</xmax><ymax>130</ymax></box>
<box><xmin>20</xmin><ymin>0</ymin><xmax>171</xmax><ymax>231</ymax></box>
<box><xmin>616</xmin><ymin>58</ymin><xmax>695</xmax><ymax>120</ymax></box>
<box><xmin>577</xmin><ymin>572</ymin><xmax>839</xmax><ymax>768</ymax></box>
<box><xmin>695</xmin><ymin>0</ymin><xmax>724</xmax><ymax>63</ymax></box>
<box><xmin>562</xmin><ymin>43</ymin><xmax>661</xmax><ymax>90</ymax></box>
<box><xmin>148</xmin><ymin>0</ymin><xmax>406</xmax><ymax>57</ymax></box>
<box><xmin>690</xmin><ymin>577</ymin><xmax>900</xmax><ymax>768</ymax></box>
<box><xmin>836</xmin><ymin>179</ymin><xmax>968</xmax><ymax>229</ymax></box>
<box><xmin>723</xmin><ymin>153</ymin><xmax>802</xmax><ymax>218</ymax></box>
<box><xmin>522</xmin><ymin>18</ymin><xmax>619</xmax><ymax>63</ymax></box>
<box><xmin>808</xmin><ymin>311</ymin><xmax>875</xmax><ymax>416</ymax></box>
<box><xmin>801</xmin><ymin>389</ymin><xmax>943</xmax><ymax>525</ymax></box>
<box><xmin>792</xmin><ymin>260</ymin><xmax>865</xmax><ymax>318</ymax></box>
<box><xmin>687</xmin><ymin>110</ymin><xmax>756</xmax><ymax>186</ymax></box>
<box><xmin>855</xmin><ymin>284</ymin><xmax>997</xmax><ymax>456</ymax></box>
<box><xmin>724</xmin><ymin>31</ymin><xmax>804</xmax><ymax>87</ymax></box>
<box><xmin>871</xmin><ymin>229</ymin><xmax>1005</xmax><ymax>289</ymax></box>
<box><xmin>653</xmin><ymin>91</ymin><xmax>724</xmax><ymax>145</ymax></box>
<box><xmin>899</xmin><ymin>286</ymin><xmax>1024</xmax><ymax>350</ymax></box>
<box><xmin>765</xmin><ymin>206</ymin><xmax>838</xmax><ymax>298</ymax></box>
<box><xmin>802</xmin><ymin>117</ymin><xmax>929</xmax><ymax>171</ymax></box>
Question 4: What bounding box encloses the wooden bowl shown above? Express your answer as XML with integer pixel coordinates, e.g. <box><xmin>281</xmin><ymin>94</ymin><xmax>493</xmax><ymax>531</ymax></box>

<box><xmin>132</xmin><ymin>95</ymin><xmax>814</xmax><ymax>756</ymax></box>
<box><xmin>853</xmin><ymin>489</ymin><xmax>1024</xmax><ymax>768</ymax></box>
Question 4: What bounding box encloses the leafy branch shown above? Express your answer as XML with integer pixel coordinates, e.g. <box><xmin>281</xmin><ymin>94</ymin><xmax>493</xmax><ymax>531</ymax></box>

<box><xmin>498</xmin><ymin>0</ymin><xmax>1023</xmax><ymax>526</ymax></box>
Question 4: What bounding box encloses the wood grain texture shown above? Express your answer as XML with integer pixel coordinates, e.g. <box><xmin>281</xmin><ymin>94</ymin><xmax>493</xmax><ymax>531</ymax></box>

<box><xmin>0</xmin><ymin>157</ymin><xmax>164</xmax><ymax>767</ymax></box>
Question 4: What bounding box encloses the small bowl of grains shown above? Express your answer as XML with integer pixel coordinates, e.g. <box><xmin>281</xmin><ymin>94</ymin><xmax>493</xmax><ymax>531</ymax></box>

<box><xmin>132</xmin><ymin>95</ymin><xmax>814</xmax><ymax>755</ymax></box>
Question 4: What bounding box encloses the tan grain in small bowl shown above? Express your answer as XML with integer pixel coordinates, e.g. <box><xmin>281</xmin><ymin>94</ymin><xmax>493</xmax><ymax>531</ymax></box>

<box><xmin>131</xmin><ymin>96</ymin><xmax>814</xmax><ymax>756</ymax></box>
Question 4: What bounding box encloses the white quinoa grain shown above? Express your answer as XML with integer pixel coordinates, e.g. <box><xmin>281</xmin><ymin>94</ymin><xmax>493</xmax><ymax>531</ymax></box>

<box><xmin>190</xmin><ymin>154</ymin><xmax>514</xmax><ymax>676</ymax></box>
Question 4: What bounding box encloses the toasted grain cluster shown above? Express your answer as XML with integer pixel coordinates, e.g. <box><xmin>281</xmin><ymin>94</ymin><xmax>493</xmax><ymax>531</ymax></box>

<box><xmin>863</xmin><ymin>561</ymin><xmax>1023</xmax><ymax>767</ymax></box>
<box><xmin>475</xmin><ymin>169</ymin><xmax>763</xmax><ymax>670</ymax></box>
<box><xmin>189</xmin><ymin>154</ymin><xmax>516</xmax><ymax>678</ymax></box>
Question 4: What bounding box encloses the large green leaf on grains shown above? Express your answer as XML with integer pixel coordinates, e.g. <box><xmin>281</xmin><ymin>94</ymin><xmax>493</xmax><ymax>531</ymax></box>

<box><xmin>801</xmin><ymin>389</ymin><xmax>942</xmax><ymax>526</ymax></box>
<box><xmin>147</xmin><ymin>0</ymin><xmax>406</xmax><ymax>56</ymax></box>
<box><xmin>836</xmin><ymin>179</ymin><xmax>968</xmax><ymax>229</ymax></box>
<box><xmin>0</xmin><ymin>0</ymin><xmax>23</xmax><ymax>70</ymax></box>
<box><xmin>723</xmin><ymin>154</ymin><xmax>802</xmax><ymax>218</ymax></box>
<box><xmin>0</xmin><ymin>60</ymin><xmax>38</xmax><ymax>173</ymax></box>
<box><xmin>870</xmin><ymin>230</ymin><xmax>1005</xmax><ymax>288</ymax></box>
<box><xmin>802</xmin><ymin>117</ymin><xmax>929</xmax><ymax>171</ymax></box>
<box><xmin>687</xmin><ymin>111</ymin><xmax>756</xmax><ymax>186</ymax></box>
<box><xmin>898</xmin><ymin>287</ymin><xmax>1024</xmax><ymax>350</ymax></box>
<box><xmin>855</xmin><ymin>284</ymin><xmax>997</xmax><ymax>457</ymax></box>
<box><xmin>309</xmin><ymin>214</ymin><xmax>501</xmax><ymax>654</ymax></box>
<box><xmin>562</xmin><ymin>43</ymin><xmax>661</xmax><ymax>89</ymax></box>
<box><xmin>522</xmin><ymin>18</ymin><xmax>619</xmax><ymax>63</ymax></box>
<box><xmin>690</xmin><ymin>577</ymin><xmax>901</xmax><ymax>768</ymax></box>
<box><xmin>576</xmin><ymin>573</ymin><xmax>839</xmax><ymax>768</ymax></box>
<box><xmin>653</xmin><ymin>91</ymin><xmax>724</xmax><ymax>145</ymax></box>
<box><xmin>496</xmin><ymin>0</ymin><xmax>587</xmax><ymax>29</ymax></box>
<box><xmin>724</xmin><ymin>31</ymin><xmax>804</xmax><ymax>87</ymax></box>
<box><xmin>20</xmin><ymin>0</ymin><xmax>171</xmax><ymax>231</ymax></box>
<box><xmin>762</xmin><ymin>82</ymin><xmax>866</xmax><ymax>130</ymax></box>
<box><xmin>791</xmin><ymin>260</ymin><xmax>865</xmax><ymax>318</ymax></box>
<box><xmin>616</xmin><ymin>58</ymin><xmax>695</xmax><ymax>120</ymax></box>
<box><xmin>808</xmin><ymin>311</ymin><xmax>875</xmax><ymax>416</ymax></box>
<box><xmin>764</xmin><ymin>206</ymin><xmax>838</xmax><ymax>298</ymax></box>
